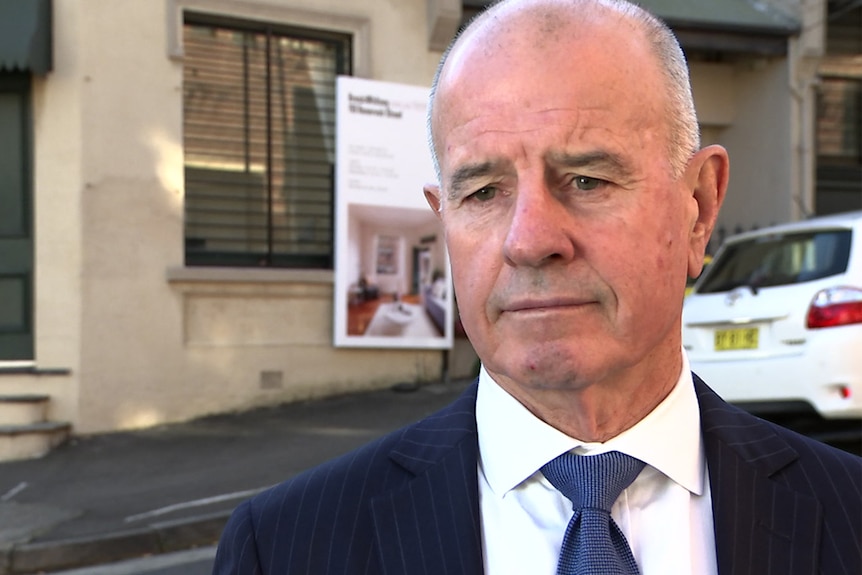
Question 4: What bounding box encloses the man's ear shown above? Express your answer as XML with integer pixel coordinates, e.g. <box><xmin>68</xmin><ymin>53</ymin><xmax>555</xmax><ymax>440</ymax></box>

<box><xmin>424</xmin><ymin>184</ymin><xmax>443</xmax><ymax>219</ymax></box>
<box><xmin>686</xmin><ymin>144</ymin><xmax>729</xmax><ymax>278</ymax></box>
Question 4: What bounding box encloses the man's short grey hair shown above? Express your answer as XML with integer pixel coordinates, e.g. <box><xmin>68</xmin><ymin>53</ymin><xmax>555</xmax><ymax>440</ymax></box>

<box><xmin>426</xmin><ymin>0</ymin><xmax>701</xmax><ymax>180</ymax></box>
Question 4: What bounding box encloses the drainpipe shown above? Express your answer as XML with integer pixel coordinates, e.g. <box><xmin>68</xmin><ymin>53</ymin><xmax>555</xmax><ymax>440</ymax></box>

<box><xmin>788</xmin><ymin>0</ymin><xmax>828</xmax><ymax>220</ymax></box>
<box><xmin>788</xmin><ymin>35</ymin><xmax>817</xmax><ymax>220</ymax></box>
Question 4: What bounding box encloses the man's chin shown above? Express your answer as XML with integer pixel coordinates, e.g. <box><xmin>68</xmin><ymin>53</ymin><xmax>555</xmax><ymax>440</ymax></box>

<box><xmin>486</xmin><ymin>353</ymin><xmax>601</xmax><ymax>391</ymax></box>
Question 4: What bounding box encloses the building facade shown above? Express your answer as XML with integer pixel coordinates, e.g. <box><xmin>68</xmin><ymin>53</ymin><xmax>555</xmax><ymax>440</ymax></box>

<box><xmin>0</xmin><ymin>0</ymin><xmax>858</xmax><ymax>447</ymax></box>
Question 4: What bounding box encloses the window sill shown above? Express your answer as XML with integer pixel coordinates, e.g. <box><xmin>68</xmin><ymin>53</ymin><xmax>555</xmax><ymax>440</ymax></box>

<box><xmin>165</xmin><ymin>266</ymin><xmax>334</xmax><ymax>285</ymax></box>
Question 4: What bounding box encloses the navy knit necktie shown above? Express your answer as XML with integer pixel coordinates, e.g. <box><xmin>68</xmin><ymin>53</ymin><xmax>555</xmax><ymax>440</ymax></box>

<box><xmin>541</xmin><ymin>451</ymin><xmax>645</xmax><ymax>575</ymax></box>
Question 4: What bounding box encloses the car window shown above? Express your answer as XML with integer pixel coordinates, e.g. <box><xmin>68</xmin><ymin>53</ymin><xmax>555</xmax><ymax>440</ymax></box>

<box><xmin>697</xmin><ymin>229</ymin><xmax>852</xmax><ymax>294</ymax></box>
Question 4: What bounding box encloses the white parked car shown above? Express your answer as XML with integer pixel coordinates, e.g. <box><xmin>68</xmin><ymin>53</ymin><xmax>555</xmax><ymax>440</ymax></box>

<box><xmin>683</xmin><ymin>211</ymin><xmax>862</xmax><ymax>419</ymax></box>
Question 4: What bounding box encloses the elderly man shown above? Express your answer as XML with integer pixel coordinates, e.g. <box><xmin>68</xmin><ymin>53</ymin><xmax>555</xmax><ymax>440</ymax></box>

<box><xmin>213</xmin><ymin>1</ymin><xmax>862</xmax><ymax>574</ymax></box>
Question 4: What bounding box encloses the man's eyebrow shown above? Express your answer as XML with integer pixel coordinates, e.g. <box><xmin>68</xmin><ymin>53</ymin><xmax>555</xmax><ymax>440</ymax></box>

<box><xmin>546</xmin><ymin>150</ymin><xmax>634</xmax><ymax>177</ymax></box>
<box><xmin>446</xmin><ymin>161</ymin><xmax>499</xmax><ymax>199</ymax></box>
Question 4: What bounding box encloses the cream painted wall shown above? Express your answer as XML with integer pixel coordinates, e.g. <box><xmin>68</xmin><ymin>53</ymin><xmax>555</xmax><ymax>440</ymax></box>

<box><xmin>75</xmin><ymin>0</ymin><xmax>188</xmax><ymax>432</ymax></box>
<box><xmin>690</xmin><ymin>1</ymin><xmax>826</xmax><ymax>241</ymax></box>
<box><xmin>295</xmin><ymin>0</ymin><xmax>444</xmax><ymax>83</ymax></box>
<box><xmin>21</xmin><ymin>0</ymin><xmax>460</xmax><ymax>434</ymax></box>
<box><xmin>24</xmin><ymin>0</ymin><xmax>88</xmax><ymax>425</ymax></box>
<box><xmin>688</xmin><ymin>57</ymin><xmax>812</xmax><ymax>250</ymax></box>
<box><xmin>716</xmin><ymin>57</ymin><xmax>795</xmax><ymax>241</ymax></box>
<box><xmin>690</xmin><ymin>63</ymin><xmax>736</xmax><ymax>127</ymax></box>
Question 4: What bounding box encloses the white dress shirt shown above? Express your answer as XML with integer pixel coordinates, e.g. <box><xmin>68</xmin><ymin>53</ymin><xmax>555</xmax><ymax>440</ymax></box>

<box><xmin>476</xmin><ymin>351</ymin><xmax>717</xmax><ymax>575</ymax></box>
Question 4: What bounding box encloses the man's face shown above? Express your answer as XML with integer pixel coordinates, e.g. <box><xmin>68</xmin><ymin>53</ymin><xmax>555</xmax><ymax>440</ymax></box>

<box><xmin>428</xmin><ymin>18</ymin><xmax>702</xmax><ymax>396</ymax></box>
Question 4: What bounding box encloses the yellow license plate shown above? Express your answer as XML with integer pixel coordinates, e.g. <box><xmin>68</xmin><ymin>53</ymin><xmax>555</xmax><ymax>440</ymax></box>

<box><xmin>714</xmin><ymin>327</ymin><xmax>759</xmax><ymax>351</ymax></box>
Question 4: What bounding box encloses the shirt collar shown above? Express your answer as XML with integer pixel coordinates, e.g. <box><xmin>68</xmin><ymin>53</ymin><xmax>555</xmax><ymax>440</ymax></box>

<box><xmin>476</xmin><ymin>350</ymin><xmax>705</xmax><ymax>497</ymax></box>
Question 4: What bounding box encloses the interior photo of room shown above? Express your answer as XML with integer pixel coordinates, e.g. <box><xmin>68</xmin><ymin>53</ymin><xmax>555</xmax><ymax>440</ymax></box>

<box><xmin>343</xmin><ymin>203</ymin><xmax>449</xmax><ymax>340</ymax></box>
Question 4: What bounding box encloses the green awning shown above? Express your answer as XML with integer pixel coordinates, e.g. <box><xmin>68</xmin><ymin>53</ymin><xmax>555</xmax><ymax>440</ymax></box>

<box><xmin>0</xmin><ymin>0</ymin><xmax>52</xmax><ymax>74</ymax></box>
<box><xmin>463</xmin><ymin>0</ymin><xmax>800</xmax><ymax>55</ymax></box>
<box><xmin>639</xmin><ymin>0</ymin><xmax>799</xmax><ymax>55</ymax></box>
<box><xmin>638</xmin><ymin>0</ymin><xmax>799</xmax><ymax>34</ymax></box>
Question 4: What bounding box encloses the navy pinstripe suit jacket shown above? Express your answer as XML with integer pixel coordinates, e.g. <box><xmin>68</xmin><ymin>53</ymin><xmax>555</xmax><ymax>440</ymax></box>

<box><xmin>213</xmin><ymin>376</ymin><xmax>862</xmax><ymax>575</ymax></box>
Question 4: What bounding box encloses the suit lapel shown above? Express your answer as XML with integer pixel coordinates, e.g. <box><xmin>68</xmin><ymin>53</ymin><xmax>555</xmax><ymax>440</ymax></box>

<box><xmin>367</xmin><ymin>376</ymin><xmax>826</xmax><ymax>575</ymax></box>
<box><xmin>371</xmin><ymin>382</ymin><xmax>484</xmax><ymax>575</ymax></box>
<box><xmin>695</xmin><ymin>376</ymin><xmax>822</xmax><ymax>575</ymax></box>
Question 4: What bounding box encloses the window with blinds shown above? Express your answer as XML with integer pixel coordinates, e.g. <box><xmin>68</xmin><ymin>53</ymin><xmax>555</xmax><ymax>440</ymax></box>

<box><xmin>817</xmin><ymin>78</ymin><xmax>861</xmax><ymax>165</ymax></box>
<box><xmin>182</xmin><ymin>15</ymin><xmax>351</xmax><ymax>268</ymax></box>
<box><xmin>815</xmin><ymin>2</ymin><xmax>861</xmax><ymax>214</ymax></box>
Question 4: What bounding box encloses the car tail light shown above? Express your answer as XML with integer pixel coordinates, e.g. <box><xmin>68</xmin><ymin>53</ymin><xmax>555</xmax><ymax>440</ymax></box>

<box><xmin>806</xmin><ymin>287</ymin><xmax>862</xmax><ymax>329</ymax></box>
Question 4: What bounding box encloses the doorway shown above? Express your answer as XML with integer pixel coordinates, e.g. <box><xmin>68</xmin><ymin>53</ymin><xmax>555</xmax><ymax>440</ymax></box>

<box><xmin>0</xmin><ymin>73</ymin><xmax>33</xmax><ymax>361</ymax></box>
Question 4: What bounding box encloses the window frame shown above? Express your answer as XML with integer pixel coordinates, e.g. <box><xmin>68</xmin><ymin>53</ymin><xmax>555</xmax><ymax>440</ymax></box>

<box><xmin>178</xmin><ymin>5</ymin><xmax>362</xmax><ymax>270</ymax></box>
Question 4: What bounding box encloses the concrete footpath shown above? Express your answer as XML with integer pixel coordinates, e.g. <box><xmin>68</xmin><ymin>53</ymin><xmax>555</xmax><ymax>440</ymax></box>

<box><xmin>0</xmin><ymin>378</ymin><xmax>473</xmax><ymax>575</ymax></box>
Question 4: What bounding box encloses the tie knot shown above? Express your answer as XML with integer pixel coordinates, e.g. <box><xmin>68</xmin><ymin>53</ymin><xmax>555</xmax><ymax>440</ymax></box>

<box><xmin>542</xmin><ymin>451</ymin><xmax>645</xmax><ymax>512</ymax></box>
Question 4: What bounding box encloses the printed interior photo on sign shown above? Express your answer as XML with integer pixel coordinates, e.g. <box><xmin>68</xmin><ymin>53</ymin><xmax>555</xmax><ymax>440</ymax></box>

<box><xmin>344</xmin><ymin>204</ymin><xmax>448</xmax><ymax>339</ymax></box>
<box><xmin>333</xmin><ymin>76</ymin><xmax>452</xmax><ymax>349</ymax></box>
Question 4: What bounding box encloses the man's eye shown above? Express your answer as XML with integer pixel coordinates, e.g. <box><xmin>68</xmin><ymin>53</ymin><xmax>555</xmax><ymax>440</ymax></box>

<box><xmin>469</xmin><ymin>187</ymin><xmax>497</xmax><ymax>202</ymax></box>
<box><xmin>573</xmin><ymin>176</ymin><xmax>602</xmax><ymax>191</ymax></box>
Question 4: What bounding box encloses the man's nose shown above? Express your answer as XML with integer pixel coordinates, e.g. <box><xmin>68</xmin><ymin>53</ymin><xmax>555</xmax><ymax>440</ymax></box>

<box><xmin>502</xmin><ymin>185</ymin><xmax>576</xmax><ymax>267</ymax></box>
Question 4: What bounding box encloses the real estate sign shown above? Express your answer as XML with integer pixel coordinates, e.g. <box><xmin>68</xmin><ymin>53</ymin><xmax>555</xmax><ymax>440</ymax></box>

<box><xmin>333</xmin><ymin>76</ymin><xmax>452</xmax><ymax>349</ymax></box>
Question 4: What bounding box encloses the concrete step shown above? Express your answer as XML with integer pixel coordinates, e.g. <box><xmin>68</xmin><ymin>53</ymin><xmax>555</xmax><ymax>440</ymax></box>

<box><xmin>0</xmin><ymin>394</ymin><xmax>50</xmax><ymax>426</ymax></box>
<box><xmin>0</xmin><ymin>421</ymin><xmax>72</xmax><ymax>462</ymax></box>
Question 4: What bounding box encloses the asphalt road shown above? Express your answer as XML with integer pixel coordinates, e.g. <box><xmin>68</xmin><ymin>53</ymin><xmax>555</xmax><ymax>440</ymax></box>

<box><xmin>36</xmin><ymin>395</ymin><xmax>860</xmax><ymax>575</ymax></box>
<box><xmin>46</xmin><ymin>547</ymin><xmax>216</xmax><ymax>575</ymax></box>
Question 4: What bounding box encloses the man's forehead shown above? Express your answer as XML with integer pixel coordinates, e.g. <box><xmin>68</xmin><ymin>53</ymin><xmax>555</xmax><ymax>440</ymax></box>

<box><xmin>438</xmin><ymin>95</ymin><xmax>653</xmax><ymax>158</ymax></box>
<box><xmin>432</xmin><ymin>11</ymin><xmax>666</xmax><ymax>159</ymax></box>
<box><xmin>435</xmin><ymin>98</ymin><xmax>663</xmax><ymax>192</ymax></box>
